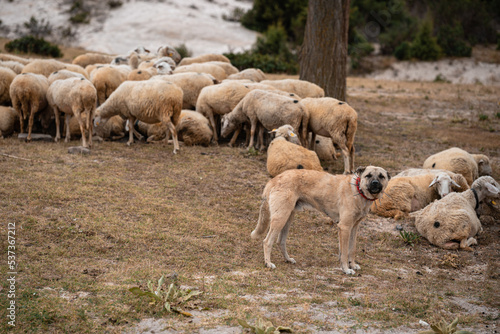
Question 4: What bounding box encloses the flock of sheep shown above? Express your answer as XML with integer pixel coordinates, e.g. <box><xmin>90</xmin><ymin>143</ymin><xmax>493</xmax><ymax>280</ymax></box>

<box><xmin>0</xmin><ymin>45</ymin><xmax>498</xmax><ymax>254</ymax></box>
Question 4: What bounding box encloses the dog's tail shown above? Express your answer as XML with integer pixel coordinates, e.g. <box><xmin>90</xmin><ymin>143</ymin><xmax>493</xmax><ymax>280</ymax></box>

<box><xmin>251</xmin><ymin>198</ymin><xmax>270</xmax><ymax>240</ymax></box>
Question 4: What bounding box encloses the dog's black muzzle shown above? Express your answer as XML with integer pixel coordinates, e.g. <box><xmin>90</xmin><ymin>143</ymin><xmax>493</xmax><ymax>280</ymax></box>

<box><xmin>368</xmin><ymin>179</ymin><xmax>383</xmax><ymax>194</ymax></box>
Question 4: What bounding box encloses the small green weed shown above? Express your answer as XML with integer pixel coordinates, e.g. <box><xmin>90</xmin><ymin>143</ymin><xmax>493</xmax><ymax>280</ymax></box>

<box><xmin>129</xmin><ymin>275</ymin><xmax>202</xmax><ymax>317</ymax></box>
<box><xmin>238</xmin><ymin>317</ymin><xmax>292</xmax><ymax>334</ymax></box>
<box><xmin>399</xmin><ymin>229</ymin><xmax>420</xmax><ymax>246</ymax></box>
<box><xmin>418</xmin><ymin>317</ymin><xmax>474</xmax><ymax>334</ymax></box>
<box><xmin>478</xmin><ymin>114</ymin><xmax>488</xmax><ymax>121</ymax></box>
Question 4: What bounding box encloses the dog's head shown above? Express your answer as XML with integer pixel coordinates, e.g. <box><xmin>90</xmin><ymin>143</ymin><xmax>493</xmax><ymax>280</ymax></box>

<box><xmin>355</xmin><ymin>166</ymin><xmax>390</xmax><ymax>199</ymax></box>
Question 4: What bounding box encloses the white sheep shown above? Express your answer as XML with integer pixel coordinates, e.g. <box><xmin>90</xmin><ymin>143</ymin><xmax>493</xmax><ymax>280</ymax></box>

<box><xmin>9</xmin><ymin>73</ymin><xmax>50</xmax><ymax>142</ymax></box>
<box><xmin>260</xmin><ymin>79</ymin><xmax>325</xmax><ymax>98</ymax></box>
<box><xmin>0</xmin><ymin>67</ymin><xmax>16</xmax><ymax>105</ymax></box>
<box><xmin>371</xmin><ymin>172</ymin><xmax>467</xmax><ymax>220</ymax></box>
<box><xmin>127</xmin><ymin>61</ymin><xmax>173</xmax><ymax>81</ymax></box>
<box><xmin>129</xmin><ymin>120</ymin><xmax>168</xmax><ymax>143</ymax></box>
<box><xmin>0</xmin><ymin>106</ymin><xmax>19</xmax><ymax>138</ymax></box>
<box><xmin>205</xmin><ymin>61</ymin><xmax>239</xmax><ymax>76</ymax></box>
<box><xmin>301</xmin><ymin>97</ymin><xmax>357</xmax><ymax>174</ymax></box>
<box><xmin>0</xmin><ymin>54</ymin><xmax>31</xmax><ymax>65</ymax></box>
<box><xmin>91</xmin><ymin>65</ymin><xmax>131</xmax><ymax>105</ymax></box>
<box><xmin>173</xmin><ymin>63</ymin><xmax>227</xmax><ymax>82</ymax></box>
<box><xmin>220</xmin><ymin>89</ymin><xmax>309</xmax><ymax>150</ymax></box>
<box><xmin>47</xmin><ymin>77</ymin><xmax>97</xmax><ymax>148</ymax></box>
<box><xmin>72</xmin><ymin>53</ymin><xmax>116</xmax><ymax>67</ymax></box>
<box><xmin>48</xmin><ymin>69</ymin><xmax>86</xmax><ymax>85</ymax></box>
<box><xmin>266</xmin><ymin>125</ymin><xmax>322</xmax><ymax>177</ymax></box>
<box><xmin>176</xmin><ymin>109</ymin><xmax>213</xmax><ymax>146</ymax></box>
<box><xmin>309</xmin><ymin>134</ymin><xmax>339</xmax><ymax>163</ymax></box>
<box><xmin>94</xmin><ymin>80</ymin><xmax>183</xmax><ymax>153</ymax></box>
<box><xmin>0</xmin><ymin>60</ymin><xmax>25</xmax><ymax>74</ymax></box>
<box><xmin>153</xmin><ymin>72</ymin><xmax>217</xmax><ymax>110</ymax></box>
<box><xmin>178</xmin><ymin>54</ymin><xmax>230</xmax><ymax>66</ymax></box>
<box><xmin>226</xmin><ymin>68</ymin><xmax>266</xmax><ymax>82</ymax></box>
<box><xmin>412</xmin><ymin>176</ymin><xmax>500</xmax><ymax>250</ymax></box>
<box><xmin>423</xmin><ymin>147</ymin><xmax>492</xmax><ymax>186</ymax></box>
<box><xmin>22</xmin><ymin>59</ymin><xmax>89</xmax><ymax>79</ymax></box>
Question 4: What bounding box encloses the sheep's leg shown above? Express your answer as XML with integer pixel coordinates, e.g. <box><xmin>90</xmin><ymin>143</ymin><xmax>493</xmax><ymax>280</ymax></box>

<box><xmin>74</xmin><ymin>110</ymin><xmax>88</xmax><ymax>148</ymax></box>
<box><xmin>247</xmin><ymin>120</ymin><xmax>257</xmax><ymax>150</ymax></box>
<box><xmin>127</xmin><ymin>117</ymin><xmax>135</xmax><ymax>146</ymax></box>
<box><xmin>13</xmin><ymin>101</ymin><xmax>24</xmax><ymax>133</ymax></box>
<box><xmin>164</xmin><ymin>118</ymin><xmax>179</xmax><ymax>154</ymax></box>
<box><xmin>257</xmin><ymin>125</ymin><xmax>266</xmax><ymax>151</ymax></box>
<box><xmin>441</xmin><ymin>241</ymin><xmax>460</xmax><ymax>250</ymax></box>
<box><xmin>278</xmin><ymin>211</ymin><xmax>296</xmax><ymax>264</ymax></box>
<box><xmin>228</xmin><ymin>127</ymin><xmax>240</xmax><ymax>147</ymax></box>
<box><xmin>54</xmin><ymin>107</ymin><xmax>61</xmax><ymax>143</ymax></box>
<box><xmin>347</xmin><ymin>221</ymin><xmax>361</xmax><ymax>270</ymax></box>
<box><xmin>309</xmin><ymin>132</ymin><xmax>316</xmax><ymax>150</ymax></box>
<box><xmin>349</xmin><ymin>144</ymin><xmax>356</xmax><ymax>173</ymax></box>
<box><xmin>460</xmin><ymin>237</ymin><xmax>477</xmax><ymax>250</ymax></box>
<box><xmin>27</xmin><ymin>102</ymin><xmax>38</xmax><ymax>143</ymax></box>
<box><xmin>338</xmin><ymin>219</ymin><xmax>356</xmax><ymax>275</ymax></box>
<box><xmin>86</xmin><ymin>109</ymin><xmax>93</xmax><ymax>148</ymax></box>
<box><xmin>208</xmin><ymin>112</ymin><xmax>218</xmax><ymax>142</ymax></box>
<box><xmin>65</xmin><ymin>114</ymin><xmax>72</xmax><ymax>143</ymax></box>
<box><xmin>333</xmin><ymin>137</ymin><xmax>350</xmax><ymax>174</ymax></box>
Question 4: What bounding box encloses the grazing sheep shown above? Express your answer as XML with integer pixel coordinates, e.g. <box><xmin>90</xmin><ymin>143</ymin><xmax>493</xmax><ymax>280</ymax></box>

<box><xmin>153</xmin><ymin>72</ymin><xmax>217</xmax><ymax>109</ymax></box>
<box><xmin>94</xmin><ymin>115</ymin><xmax>126</xmax><ymax>141</ymax></box>
<box><xmin>394</xmin><ymin>168</ymin><xmax>471</xmax><ymax>189</ymax></box>
<box><xmin>266</xmin><ymin>125</ymin><xmax>322</xmax><ymax>177</ymax></box>
<box><xmin>175</xmin><ymin>109</ymin><xmax>213</xmax><ymax>146</ymax></box>
<box><xmin>9</xmin><ymin>73</ymin><xmax>50</xmax><ymax>141</ymax></box>
<box><xmin>371</xmin><ymin>172</ymin><xmax>466</xmax><ymax>220</ymax></box>
<box><xmin>0</xmin><ymin>54</ymin><xmax>31</xmax><ymax>65</ymax></box>
<box><xmin>72</xmin><ymin>53</ymin><xmax>115</xmax><ymax>67</ymax></box>
<box><xmin>302</xmin><ymin>97</ymin><xmax>357</xmax><ymax>174</ymax></box>
<box><xmin>48</xmin><ymin>69</ymin><xmax>86</xmax><ymax>85</ymax></box>
<box><xmin>47</xmin><ymin>77</ymin><xmax>97</xmax><ymax>148</ymax></box>
<box><xmin>206</xmin><ymin>61</ymin><xmax>239</xmax><ymax>76</ymax></box>
<box><xmin>260</xmin><ymin>79</ymin><xmax>324</xmax><ymax>98</ymax></box>
<box><xmin>412</xmin><ymin>176</ymin><xmax>500</xmax><ymax>250</ymax></box>
<box><xmin>0</xmin><ymin>106</ymin><xmax>19</xmax><ymax>138</ymax></box>
<box><xmin>0</xmin><ymin>67</ymin><xmax>16</xmax><ymax>105</ymax></box>
<box><xmin>173</xmin><ymin>63</ymin><xmax>227</xmax><ymax>82</ymax></box>
<box><xmin>220</xmin><ymin>89</ymin><xmax>309</xmax><ymax>150</ymax></box>
<box><xmin>0</xmin><ymin>60</ymin><xmax>25</xmax><ymax>74</ymax></box>
<box><xmin>22</xmin><ymin>59</ymin><xmax>89</xmax><ymax>79</ymax></box>
<box><xmin>91</xmin><ymin>65</ymin><xmax>130</xmax><ymax>105</ymax></box>
<box><xmin>94</xmin><ymin>80</ymin><xmax>183</xmax><ymax>153</ymax></box>
<box><xmin>423</xmin><ymin>147</ymin><xmax>492</xmax><ymax>186</ymax></box>
<box><xmin>178</xmin><ymin>54</ymin><xmax>230</xmax><ymax>66</ymax></box>
<box><xmin>227</xmin><ymin>68</ymin><xmax>266</xmax><ymax>82</ymax></box>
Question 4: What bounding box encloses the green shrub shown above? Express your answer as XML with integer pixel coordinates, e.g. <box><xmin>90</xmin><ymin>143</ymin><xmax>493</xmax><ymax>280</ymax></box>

<box><xmin>394</xmin><ymin>41</ymin><xmax>412</xmax><ymax>60</ymax></box>
<box><xmin>437</xmin><ymin>23</ymin><xmax>471</xmax><ymax>57</ymax></box>
<box><xmin>254</xmin><ymin>24</ymin><xmax>294</xmax><ymax>61</ymax></box>
<box><xmin>410</xmin><ymin>21</ymin><xmax>442</xmax><ymax>61</ymax></box>
<box><xmin>224</xmin><ymin>51</ymin><xmax>298</xmax><ymax>74</ymax></box>
<box><xmin>70</xmin><ymin>11</ymin><xmax>89</xmax><ymax>24</ymax></box>
<box><xmin>175</xmin><ymin>43</ymin><xmax>192</xmax><ymax>59</ymax></box>
<box><xmin>5</xmin><ymin>35</ymin><xmax>62</xmax><ymax>58</ymax></box>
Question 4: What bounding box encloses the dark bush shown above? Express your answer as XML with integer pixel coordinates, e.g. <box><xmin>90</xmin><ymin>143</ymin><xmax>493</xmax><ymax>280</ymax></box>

<box><xmin>410</xmin><ymin>21</ymin><xmax>442</xmax><ymax>61</ymax></box>
<box><xmin>437</xmin><ymin>23</ymin><xmax>471</xmax><ymax>57</ymax></box>
<box><xmin>175</xmin><ymin>43</ymin><xmax>192</xmax><ymax>59</ymax></box>
<box><xmin>394</xmin><ymin>41</ymin><xmax>412</xmax><ymax>60</ymax></box>
<box><xmin>224</xmin><ymin>51</ymin><xmax>298</xmax><ymax>74</ymax></box>
<box><xmin>5</xmin><ymin>35</ymin><xmax>62</xmax><ymax>58</ymax></box>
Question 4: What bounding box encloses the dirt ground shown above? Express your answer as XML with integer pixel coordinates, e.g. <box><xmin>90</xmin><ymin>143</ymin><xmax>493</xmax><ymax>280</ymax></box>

<box><xmin>0</xmin><ymin>72</ymin><xmax>498</xmax><ymax>333</ymax></box>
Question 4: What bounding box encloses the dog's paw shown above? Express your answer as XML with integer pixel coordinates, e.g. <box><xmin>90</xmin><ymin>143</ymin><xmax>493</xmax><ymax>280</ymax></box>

<box><xmin>286</xmin><ymin>258</ymin><xmax>296</xmax><ymax>264</ymax></box>
<box><xmin>343</xmin><ymin>268</ymin><xmax>356</xmax><ymax>275</ymax></box>
<box><xmin>349</xmin><ymin>263</ymin><xmax>361</xmax><ymax>270</ymax></box>
<box><xmin>265</xmin><ymin>262</ymin><xmax>276</xmax><ymax>269</ymax></box>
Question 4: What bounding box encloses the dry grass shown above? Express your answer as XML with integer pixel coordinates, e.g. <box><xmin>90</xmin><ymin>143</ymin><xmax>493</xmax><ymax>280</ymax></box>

<box><xmin>0</xmin><ymin>69</ymin><xmax>499</xmax><ymax>332</ymax></box>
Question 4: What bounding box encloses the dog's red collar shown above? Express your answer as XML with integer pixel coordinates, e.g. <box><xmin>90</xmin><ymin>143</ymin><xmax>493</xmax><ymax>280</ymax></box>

<box><xmin>355</xmin><ymin>177</ymin><xmax>377</xmax><ymax>202</ymax></box>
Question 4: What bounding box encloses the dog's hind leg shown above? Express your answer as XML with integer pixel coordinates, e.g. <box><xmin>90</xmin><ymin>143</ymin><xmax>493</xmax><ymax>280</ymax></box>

<box><xmin>278</xmin><ymin>211</ymin><xmax>296</xmax><ymax>264</ymax></box>
<box><xmin>347</xmin><ymin>220</ymin><xmax>362</xmax><ymax>271</ymax></box>
<box><xmin>263</xmin><ymin>206</ymin><xmax>293</xmax><ymax>269</ymax></box>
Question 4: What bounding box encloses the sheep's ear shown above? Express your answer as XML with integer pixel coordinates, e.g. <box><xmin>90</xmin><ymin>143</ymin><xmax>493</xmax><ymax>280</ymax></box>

<box><xmin>485</xmin><ymin>182</ymin><xmax>500</xmax><ymax>195</ymax></box>
<box><xmin>429</xmin><ymin>176</ymin><xmax>439</xmax><ymax>188</ymax></box>
<box><xmin>356</xmin><ymin>166</ymin><xmax>366</xmax><ymax>175</ymax></box>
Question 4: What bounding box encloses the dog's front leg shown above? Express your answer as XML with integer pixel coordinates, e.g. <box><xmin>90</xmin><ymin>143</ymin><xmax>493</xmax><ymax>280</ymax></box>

<box><xmin>347</xmin><ymin>221</ymin><xmax>361</xmax><ymax>271</ymax></box>
<box><xmin>338</xmin><ymin>221</ymin><xmax>355</xmax><ymax>275</ymax></box>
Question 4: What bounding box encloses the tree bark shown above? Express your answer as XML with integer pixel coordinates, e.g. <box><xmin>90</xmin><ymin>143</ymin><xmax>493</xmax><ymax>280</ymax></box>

<box><xmin>299</xmin><ymin>0</ymin><xmax>350</xmax><ymax>101</ymax></box>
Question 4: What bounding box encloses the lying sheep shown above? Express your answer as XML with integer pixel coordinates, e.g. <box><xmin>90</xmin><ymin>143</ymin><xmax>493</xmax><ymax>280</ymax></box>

<box><xmin>178</xmin><ymin>54</ymin><xmax>230</xmax><ymax>66</ymax></box>
<box><xmin>371</xmin><ymin>172</ymin><xmax>466</xmax><ymax>220</ymax></box>
<box><xmin>477</xmin><ymin>196</ymin><xmax>500</xmax><ymax>225</ymax></box>
<box><xmin>0</xmin><ymin>106</ymin><xmax>19</xmax><ymax>138</ymax></box>
<box><xmin>394</xmin><ymin>168</ymin><xmax>471</xmax><ymax>190</ymax></box>
<box><xmin>302</xmin><ymin>97</ymin><xmax>357</xmax><ymax>174</ymax></box>
<box><xmin>412</xmin><ymin>176</ymin><xmax>500</xmax><ymax>250</ymax></box>
<box><xmin>22</xmin><ymin>59</ymin><xmax>89</xmax><ymax>79</ymax></box>
<box><xmin>175</xmin><ymin>110</ymin><xmax>213</xmax><ymax>146</ymax></box>
<box><xmin>220</xmin><ymin>89</ymin><xmax>309</xmax><ymax>150</ymax></box>
<box><xmin>94</xmin><ymin>115</ymin><xmax>126</xmax><ymax>141</ymax></box>
<box><xmin>0</xmin><ymin>67</ymin><xmax>16</xmax><ymax>105</ymax></box>
<box><xmin>153</xmin><ymin>72</ymin><xmax>217</xmax><ymax>109</ymax></box>
<box><xmin>173</xmin><ymin>63</ymin><xmax>227</xmax><ymax>82</ymax></box>
<box><xmin>266</xmin><ymin>125</ymin><xmax>322</xmax><ymax>177</ymax></box>
<box><xmin>48</xmin><ymin>70</ymin><xmax>86</xmax><ymax>85</ymax></box>
<box><xmin>0</xmin><ymin>60</ymin><xmax>25</xmax><ymax>74</ymax></box>
<box><xmin>309</xmin><ymin>134</ymin><xmax>339</xmax><ymax>163</ymax></box>
<box><xmin>94</xmin><ymin>80</ymin><xmax>183</xmax><ymax>153</ymax></box>
<box><xmin>260</xmin><ymin>79</ymin><xmax>324</xmax><ymax>98</ymax></box>
<box><xmin>423</xmin><ymin>147</ymin><xmax>492</xmax><ymax>186</ymax></box>
<box><xmin>9</xmin><ymin>73</ymin><xmax>50</xmax><ymax>141</ymax></box>
<box><xmin>47</xmin><ymin>77</ymin><xmax>97</xmax><ymax>148</ymax></box>
<box><xmin>129</xmin><ymin>120</ymin><xmax>168</xmax><ymax>143</ymax></box>
<box><xmin>72</xmin><ymin>53</ymin><xmax>116</xmax><ymax>67</ymax></box>
<box><xmin>226</xmin><ymin>68</ymin><xmax>266</xmax><ymax>82</ymax></box>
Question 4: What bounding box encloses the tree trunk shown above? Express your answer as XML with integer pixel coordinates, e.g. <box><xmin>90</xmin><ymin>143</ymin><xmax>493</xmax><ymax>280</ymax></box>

<box><xmin>299</xmin><ymin>0</ymin><xmax>350</xmax><ymax>101</ymax></box>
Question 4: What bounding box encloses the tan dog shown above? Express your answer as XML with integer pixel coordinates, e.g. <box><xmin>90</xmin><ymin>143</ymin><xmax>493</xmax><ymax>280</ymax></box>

<box><xmin>251</xmin><ymin>166</ymin><xmax>390</xmax><ymax>275</ymax></box>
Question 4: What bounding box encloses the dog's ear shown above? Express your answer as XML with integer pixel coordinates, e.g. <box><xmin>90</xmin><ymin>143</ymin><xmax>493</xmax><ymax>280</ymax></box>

<box><xmin>356</xmin><ymin>166</ymin><xmax>366</xmax><ymax>175</ymax></box>
<box><xmin>386</xmin><ymin>171</ymin><xmax>391</xmax><ymax>180</ymax></box>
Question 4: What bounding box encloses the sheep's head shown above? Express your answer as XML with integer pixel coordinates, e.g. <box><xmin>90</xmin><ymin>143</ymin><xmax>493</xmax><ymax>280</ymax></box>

<box><xmin>154</xmin><ymin>62</ymin><xmax>173</xmax><ymax>75</ymax></box>
<box><xmin>472</xmin><ymin>176</ymin><xmax>500</xmax><ymax>199</ymax></box>
<box><xmin>428</xmin><ymin>172</ymin><xmax>461</xmax><ymax>198</ymax></box>
<box><xmin>475</xmin><ymin>154</ymin><xmax>492</xmax><ymax>176</ymax></box>
<box><xmin>221</xmin><ymin>114</ymin><xmax>237</xmax><ymax>138</ymax></box>
<box><xmin>269</xmin><ymin>125</ymin><xmax>301</xmax><ymax>145</ymax></box>
<box><xmin>157</xmin><ymin>45</ymin><xmax>181</xmax><ymax>64</ymax></box>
